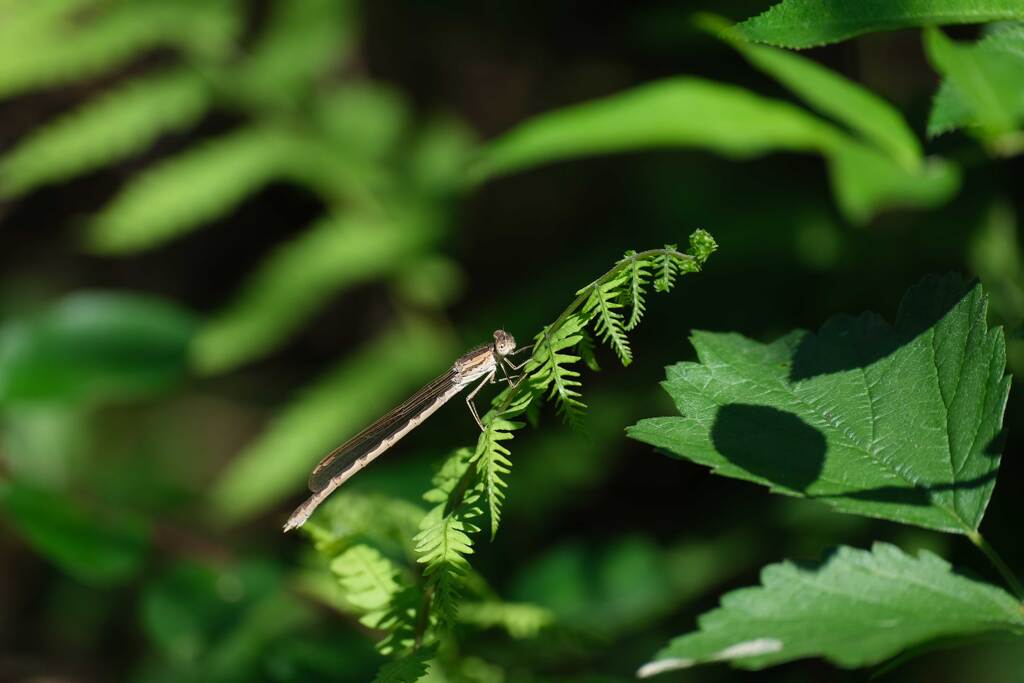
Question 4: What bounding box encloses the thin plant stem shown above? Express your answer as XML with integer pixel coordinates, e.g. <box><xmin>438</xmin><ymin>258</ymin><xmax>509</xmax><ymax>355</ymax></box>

<box><xmin>968</xmin><ymin>530</ymin><xmax>1024</xmax><ymax>602</ymax></box>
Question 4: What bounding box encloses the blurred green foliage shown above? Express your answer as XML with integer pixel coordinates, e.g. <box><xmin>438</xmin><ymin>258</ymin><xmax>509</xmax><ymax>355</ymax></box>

<box><xmin>2</xmin><ymin>0</ymin><xmax>1024</xmax><ymax>681</ymax></box>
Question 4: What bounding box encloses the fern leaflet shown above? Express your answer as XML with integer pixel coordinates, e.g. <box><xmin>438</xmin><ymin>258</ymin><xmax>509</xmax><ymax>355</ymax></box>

<box><xmin>653</xmin><ymin>243</ymin><xmax>680</xmax><ymax>292</ymax></box>
<box><xmin>527</xmin><ymin>316</ymin><xmax>587</xmax><ymax>428</ymax></box>
<box><xmin>470</xmin><ymin>417</ymin><xmax>522</xmax><ymax>539</ymax></box>
<box><xmin>371</xmin><ymin>645</ymin><xmax>436</xmax><ymax>683</ymax></box>
<box><xmin>331</xmin><ymin>544</ymin><xmax>404</xmax><ymax>629</ymax></box>
<box><xmin>414</xmin><ymin>449</ymin><xmax>484</xmax><ymax>628</ymax></box>
<box><xmin>623</xmin><ymin>250</ymin><xmax>653</xmax><ymax>330</ymax></box>
<box><xmin>583</xmin><ymin>274</ymin><xmax>633</xmax><ymax>366</ymax></box>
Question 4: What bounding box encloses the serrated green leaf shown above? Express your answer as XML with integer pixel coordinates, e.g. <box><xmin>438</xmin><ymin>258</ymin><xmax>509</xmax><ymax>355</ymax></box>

<box><xmin>925</xmin><ymin>26</ymin><xmax>1024</xmax><ymax>139</ymax></box>
<box><xmin>0</xmin><ymin>69</ymin><xmax>210</xmax><ymax>196</ymax></box>
<box><xmin>87</xmin><ymin>126</ymin><xmax>294</xmax><ymax>253</ymax></box>
<box><xmin>470</xmin><ymin>77</ymin><xmax>958</xmax><ymax>224</ymax></box>
<box><xmin>208</xmin><ymin>322</ymin><xmax>454</xmax><ymax>524</ymax></box>
<box><xmin>0</xmin><ymin>291</ymin><xmax>196</xmax><ymax>405</ymax></box>
<box><xmin>700</xmin><ymin>14</ymin><xmax>921</xmax><ymax>169</ymax></box>
<box><xmin>639</xmin><ymin>543</ymin><xmax>1024</xmax><ymax>675</ymax></box>
<box><xmin>0</xmin><ymin>481</ymin><xmax>149</xmax><ymax>585</ymax></box>
<box><xmin>192</xmin><ymin>209</ymin><xmax>441</xmax><ymax>373</ymax></box>
<box><xmin>629</xmin><ymin>275</ymin><xmax>1009</xmax><ymax>533</ymax></box>
<box><xmin>736</xmin><ymin>0</ymin><xmax>1024</xmax><ymax>49</ymax></box>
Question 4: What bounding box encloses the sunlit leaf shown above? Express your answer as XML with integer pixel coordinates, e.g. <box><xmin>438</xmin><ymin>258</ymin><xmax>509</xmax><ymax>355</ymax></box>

<box><xmin>925</xmin><ymin>26</ymin><xmax>1024</xmax><ymax>140</ymax></box>
<box><xmin>630</xmin><ymin>275</ymin><xmax>1009</xmax><ymax>533</ymax></box>
<box><xmin>736</xmin><ymin>0</ymin><xmax>1024</xmax><ymax>49</ymax></box>
<box><xmin>87</xmin><ymin>126</ymin><xmax>295</xmax><ymax>253</ymax></box>
<box><xmin>700</xmin><ymin>14</ymin><xmax>922</xmax><ymax>170</ymax></box>
<box><xmin>192</xmin><ymin>209</ymin><xmax>443</xmax><ymax>373</ymax></box>
<box><xmin>0</xmin><ymin>69</ymin><xmax>210</xmax><ymax>196</ymax></box>
<box><xmin>471</xmin><ymin>78</ymin><xmax>958</xmax><ymax>223</ymax></box>
<box><xmin>0</xmin><ymin>292</ymin><xmax>196</xmax><ymax>405</ymax></box>
<box><xmin>0</xmin><ymin>1</ymin><xmax>239</xmax><ymax>100</ymax></box>
<box><xmin>639</xmin><ymin>543</ymin><xmax>1024</xmax><ymax>675</ymax></box>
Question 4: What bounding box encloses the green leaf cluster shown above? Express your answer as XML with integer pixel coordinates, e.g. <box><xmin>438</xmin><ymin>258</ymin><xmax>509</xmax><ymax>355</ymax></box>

<box><xmin>630</xmin><ymin>274</ymin><xmax>1023</xmax><ymax>675</ymax></box>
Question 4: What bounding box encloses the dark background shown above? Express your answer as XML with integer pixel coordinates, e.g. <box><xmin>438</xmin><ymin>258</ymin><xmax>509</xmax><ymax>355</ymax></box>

<box><xmin>1</xmin><ymin>1</ymin><xmax>1021</xmax><ymax>681</ymax></box>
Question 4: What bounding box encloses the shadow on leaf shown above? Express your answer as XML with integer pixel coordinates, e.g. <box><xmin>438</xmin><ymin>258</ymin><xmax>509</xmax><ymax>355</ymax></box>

<box><xmin>790</xmin><ymin>274</ymin><xmax>973</xmax><ymax>381</ymax></box>
<box><xmin>710</xmin><ymin>403</ymin><xmax>825</xmax><ymax>494</ymax></box>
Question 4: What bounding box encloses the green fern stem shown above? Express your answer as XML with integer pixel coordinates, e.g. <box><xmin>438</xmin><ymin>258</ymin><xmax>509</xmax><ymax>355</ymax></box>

<box><xmin>494</xmin><ymin>246</ymin><xmax>699</xmax><ymax>416</ymax></box>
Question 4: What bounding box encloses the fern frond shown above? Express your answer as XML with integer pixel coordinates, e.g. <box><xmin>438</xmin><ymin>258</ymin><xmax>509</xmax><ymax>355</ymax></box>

<box><xmin>331</xmin><ymin>544</ymin><xmax>403</xmax><ymax>628</ymax></box>
<box><xmin>583</xmin><ymin>275</ymin><xmax>633</xmax><ymax>366</ymax></box>
<box><xmin>0</xmin><ymin>69</ymin><xmax>210</xmax><ymax>197</ymax></box>
<box><xmin>653</xmin><ymin>243</ymin><xmax>679</xmax><ymax>292</ymax></box>
<box><xmin>372</xmin><ymin>644</ymin><xmax>436</xmax><ymax>683</ymax></box>
<box><xmin>527</xmin><ymin>316</ymin><xmax>587</xmax><ymax>428</ymax></box>
<box><xmin>414</xmin><ymin>449</ymin><xmax>484</xmax><ymax>628</ymax></box>
<box><xmin>192</xmin><ymin>209</ymin><xmax>441</xmax><ymax>373</ymax></box>
<box><xmin>622</xmin><ymin>250</ymin><xmax>653</xmax><ymax>331</ymax></box>
<box><xmin>459</xmin><ymin>601</ymin><xmax>556</xmax><ymax>639</ymax></box>
<box><xmin>87</xmin><ymin>125</ymin><xmax>295</xmax><ymax>253</ymax></box>
<box><xmin>470</xmin><ymin>417</ymin><xmax>522</xmax><ymax>539</ymax></box>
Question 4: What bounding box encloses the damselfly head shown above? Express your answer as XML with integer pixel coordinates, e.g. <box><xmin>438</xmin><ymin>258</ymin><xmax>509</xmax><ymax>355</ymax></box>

<box><xmin>493</xmin><ymin>329</ymin><xmax>516</xmax><ymax>356</ymax></box>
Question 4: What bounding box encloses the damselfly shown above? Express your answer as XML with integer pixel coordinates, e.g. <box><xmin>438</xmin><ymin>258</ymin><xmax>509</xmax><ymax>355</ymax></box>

<box><xmin>283</xmin><ymin>330</ymin><xmax>530</xmax><ymax>532</ymax></box>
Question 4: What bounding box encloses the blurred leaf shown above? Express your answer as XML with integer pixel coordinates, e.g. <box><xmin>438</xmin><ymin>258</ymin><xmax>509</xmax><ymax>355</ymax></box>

<box><xmin>315</xmin><ymin>83</ymin><xmax>411</xmax><ymax>163</ymax></box>
<box><xmin>233</xmin><ymin>0</ymin><xmax>356</xmax><ymax>108</ymax></box>
<box><xmin>1</xmin><ymin>406</ymin><xmax>86</xmax><ymax>486</ymax></box>
<box><xmin>142</xmin><ymin>559</ymin><xmax>314</xmax><ymax>680</ymax></box>
<box><xmin>471</xmin><ymin>77</ymin><xmax>835</xmax><ymax>180</ymax></box>
<box><xmin>471</xmin><ymin>77</ymin><xmax>957</xmax><ymax>224</ymax></box>
<box><xmin>87</xmin><ymin>126</ymin><xmax>295</xmax><ymax>253</ymax></box>
<box><xmin>0</xmin><ymin>292</ymin><xmax>196</xmax><ymax>405</ymax></box>
<box><xmin>458</xmin><ymin>601</ymin><xmax>556</xmax><ymax>639</ymax></box>
<box><xmin>209</xmin><ymin>321</ymin><xmax>455</xmax><ymax>524</ymax></box>
<box><xmin>305</xmin><ymin>491</ymin><xmax>424</xmax><ymax>563</ymax></box>
<box><xmin>505</xmin><ymin>531</ymin><xmax>762</xmax><ymax>643</ymax></box>
<box><xmin>407</xmin><ymin>117</ymin><xmax>477</xmax><ymax>195</ymax></box>
<box><xmin>638</xmin><ymin>543</ymin><xmax>1024</xmax><ymax>675</ymax></box>
<box><xmin>736</xmin><ymin>0</ymin><xmax>1024</xmax><ymax>49</ymax></box>
<box><xmin>700</xmin><ymin>13</ymin><xmax>922</xmax><ymax>170</ymax></box>
<box><xmin>629</xmin><ymin>275</ymin><xmax>1009</xmax><ymax>533</ymax></box>
<box><xmin>0</xmin><ymin>69</ymin><xmax>210</xmax><ymax>196</ymax></box>
<box><xmin>0</xmin><ymin>481</ymin><xmax>149</xmax><ymax>585</ymax></box>
<box><xmin>332</xmin><ymin>543</ymin><xmax>404</xmax><ymax>628</ymax></box>
<box><xmin>192</xmin><ymin>209</ymin><xmax>442</xmax><ymax>373</ymax></box>
<box><xmin>925</xmin><ymin>26</ymin><xmax>1024</xmax><ymax>141</ymax></box>
<box><xmin>372</xmin><ymin>646</ymin><xmax>436</xmax><ymax>683</ymax></box>
<box><xmin>392</xmin><ymin>257</ymin><xmax>465</xmax><ymax>310</ymax></box>
<box><xmin>0</xmin><ymin>1</ymin><xmax>239</xmax><ymax>100</ymax></box>
<box><xmin>826</xmin><ymin>138</ymin><xmax>959</xmax><ymax>224</ymax></box>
